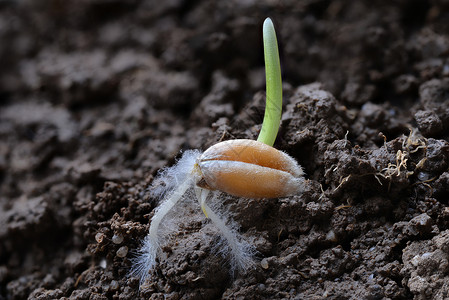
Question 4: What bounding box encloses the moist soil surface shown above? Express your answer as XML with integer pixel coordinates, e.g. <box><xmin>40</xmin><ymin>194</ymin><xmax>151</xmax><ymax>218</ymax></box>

<box><xmin>1</xmin><ymin>1</ymin><xmax>449</xmax><ymax>299</ymax></box>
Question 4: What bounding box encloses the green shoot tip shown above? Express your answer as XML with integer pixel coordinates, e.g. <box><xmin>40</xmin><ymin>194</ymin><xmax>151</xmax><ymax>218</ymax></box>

<box><xmin>257</xmin><ymin>17</ymin><xmax>282</xmax><ymax>147</ymax></box>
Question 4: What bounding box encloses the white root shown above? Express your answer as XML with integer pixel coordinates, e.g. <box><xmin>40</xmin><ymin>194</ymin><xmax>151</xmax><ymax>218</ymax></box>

<box><xmin>132</xmin><ymin>177</ymin><xmax>255</xmax><ymax>288</ymax></box>
<box><xmin>131</xmin><ymin>176</ymin><xmax>192</xmax><ymax>287</ymax></box>
<box><xmin>199</xmin><ymin>189</ymin><xmax>255</xmax><ymax>275</ymax></box>
<box><xmin>148</xmin><ymin>177</ymin><xmax>193</xmax><ymax>243</ymax></box>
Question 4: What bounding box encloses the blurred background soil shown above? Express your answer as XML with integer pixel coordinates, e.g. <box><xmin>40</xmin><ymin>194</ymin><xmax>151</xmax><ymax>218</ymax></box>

<box><xmin>1</xmin><ymin>0</ymin><xmax>449</xmax><ymax>299</ymax></box>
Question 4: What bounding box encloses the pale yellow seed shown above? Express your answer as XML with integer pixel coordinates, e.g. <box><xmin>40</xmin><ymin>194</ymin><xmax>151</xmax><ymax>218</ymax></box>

<box><xmin>197</xmin><ymin>139</ymin><xmax>304</xmax><ymax>198</ymax></box>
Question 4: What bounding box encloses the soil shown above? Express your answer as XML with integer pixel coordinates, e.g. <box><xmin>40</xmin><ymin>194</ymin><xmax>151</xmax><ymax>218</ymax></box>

<box><xmin>1</xmin><ymin>1</ymin><xmax>449</xmax><ymax>299</ymax></box>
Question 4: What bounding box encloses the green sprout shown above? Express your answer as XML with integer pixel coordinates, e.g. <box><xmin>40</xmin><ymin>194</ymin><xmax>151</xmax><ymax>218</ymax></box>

<box><xmin>257</xmin><ymin>17</ymin><xmax>282</xmax><ymax>147</ymax></box>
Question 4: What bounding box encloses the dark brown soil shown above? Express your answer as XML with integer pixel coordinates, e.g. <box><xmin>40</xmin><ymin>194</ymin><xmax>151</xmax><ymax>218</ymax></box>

<box><xmin>1</xmin><ymin>1</ymin><xmax>449</xmax><ymax>299</ymax></box>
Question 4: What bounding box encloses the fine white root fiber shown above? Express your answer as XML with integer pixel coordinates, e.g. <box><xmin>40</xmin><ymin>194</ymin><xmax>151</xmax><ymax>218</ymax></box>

<box><xmin>130</xmin><ymin>150</ymin><xmax>200</xmax><ymax>286</ymax></box>
<box><xmin>202</xmin><ymin>192</ymin><xmax>256</xmax><ymax>275</ymax></box>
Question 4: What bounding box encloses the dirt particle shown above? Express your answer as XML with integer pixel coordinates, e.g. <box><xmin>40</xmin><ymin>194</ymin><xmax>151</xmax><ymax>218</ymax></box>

<box><xmin>414</xmin><ymin>110</ymin><xmax>443</xmax><ymax>137</ymax></box>
<box><xmin>116</xmin><ymin>246</ymin><xmax>128</xmax><ymax>258</ymax></box>
<box><xmin>112</xmin><ymin>233</ymin><xmax>124</xmax><ymax>244</ymax></box>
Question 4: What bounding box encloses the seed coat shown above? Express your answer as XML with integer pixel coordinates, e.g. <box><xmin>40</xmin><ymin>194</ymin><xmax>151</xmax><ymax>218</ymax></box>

<box><xmin>197</xmin><ymin>139</ymin><xmax>304</xmax><ymax>198</ymax></box>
